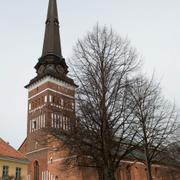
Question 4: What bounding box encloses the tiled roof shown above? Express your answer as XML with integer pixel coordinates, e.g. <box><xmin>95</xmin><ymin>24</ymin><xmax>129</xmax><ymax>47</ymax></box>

<box><xmin>0</xmin><ymin>138</ymin><xmax>27</xmax><ymax>160</ymax></box>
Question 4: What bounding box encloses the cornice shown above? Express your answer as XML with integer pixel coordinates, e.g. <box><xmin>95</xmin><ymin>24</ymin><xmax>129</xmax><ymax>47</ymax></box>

<box><xmin>0</xmin><ymin>155</ymin><xmax>30</xmax><ymax>164</ymax></box>
<box><xmin>27</xmin><ymin>76</ymin><xmax>76</xmax><ymax>92</ymax></box>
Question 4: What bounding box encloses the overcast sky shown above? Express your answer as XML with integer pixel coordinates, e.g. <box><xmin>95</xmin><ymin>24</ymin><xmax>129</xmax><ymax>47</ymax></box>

<box><xmin>0</xmin><ymin>0</ymin><xmax>180</xmax><ymax>149</ymax></box>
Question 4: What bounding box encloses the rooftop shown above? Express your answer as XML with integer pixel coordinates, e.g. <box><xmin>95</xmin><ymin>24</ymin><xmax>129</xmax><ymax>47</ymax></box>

<box><xmin>0</xmin><ymin>138</ymin><xmax>29</xmax><ymax>163</ymax></box>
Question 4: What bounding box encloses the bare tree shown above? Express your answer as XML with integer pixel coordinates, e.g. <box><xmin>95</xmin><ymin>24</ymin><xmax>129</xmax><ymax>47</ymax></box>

<box><xmin>50</xmin><ymin>25</ymin><xmax>141</xmax><ymax>180</ymax></box>
<box><xmin>128</xmin><ymin>76</ymin><xmax>178</xmax><ymax>180</ymax></box>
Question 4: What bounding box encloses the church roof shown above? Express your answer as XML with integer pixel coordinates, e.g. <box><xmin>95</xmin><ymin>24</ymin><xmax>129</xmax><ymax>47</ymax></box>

<box><xmin>0</xmin><ymin>138</ymin><xmax>29</xmax><ymax>163</ymax></box>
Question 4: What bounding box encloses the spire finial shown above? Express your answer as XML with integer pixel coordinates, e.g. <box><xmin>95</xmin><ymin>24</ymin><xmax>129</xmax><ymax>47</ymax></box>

<box><xmin>47</xmin><ymin>0</ymin><xmax>58</xmax><ymax>20</ymax></box>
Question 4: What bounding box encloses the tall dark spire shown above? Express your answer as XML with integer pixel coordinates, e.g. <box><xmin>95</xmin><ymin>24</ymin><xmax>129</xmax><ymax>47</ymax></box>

<box><xmin>34</xmin><ymin>0</ymin><xmax>68</xmax><ymax>76</ymax></box>
<box><xmin>42</xmin><ymin>0</ymin><xmax>62</xmax><ymax>57</ymax></box>
<box><xmin>25</xmin><ymin>0</ymin><xmax>76</xmax><ymax>88</ymax></box>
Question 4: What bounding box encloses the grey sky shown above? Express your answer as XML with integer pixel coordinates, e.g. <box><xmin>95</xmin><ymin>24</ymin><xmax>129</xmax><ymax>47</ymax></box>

<box><xmin>0</xmin><ymin>0</ymin><xmax>180</xmax><ymax>148</ymax></box>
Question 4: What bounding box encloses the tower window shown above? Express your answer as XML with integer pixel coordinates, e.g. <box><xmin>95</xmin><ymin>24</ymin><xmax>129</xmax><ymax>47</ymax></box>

<box><xmin>60</xmin><ymin>115</ymin><xmax>62</xmax><ymax>129</ymax></box>
<box><xmin>61</xmin><ymin>99</ymin><xmax>64</xmax><ymax>106</ymax></box>
<box><xmin>51</xmin><ymin>119</ymin><xmax>54</xmax><ymax>128</ymax></box>
<box><xmin>72</xmin><ymin>102</ymin><xmax>75</xmax><ymax>110</ymax></box>
<box><xmin>29</xmin><ymin>103</ymin><xmax>32</xmax><ymax>110</ymax></box>
<box><xmin>57</xmin><ymin>119</ymin><xmax>60</xmax><ymax>128</ymax></box>
<box><xmin>44</xmin><ymin>96</ymin><xmax>48</xmax><ymax>103</ymax></box>
<box><xmin>2</xmin><ymin>166</ymin><xmax>9</xmax><ymax>177</ymax></box>
<box><xmin>54</xmin><ymin>119</ymin><xmax>57</xmax><ymax>128</ymax></box>
<box><xmin>50</xmin><ymin>157</ymin><xmax>53</xmax><ymax>164</ymax></box>
<box><xmin>43</xmin><ymin>114</ymin><xmax>46</xmax><ymax>127</ymax></box>
<box><xmin>15</xmin><ymin>167</ymin><xmax>21</xmax><ymax>180</ymax></box>
<box><xmin>33</xmin><ymin>121</ymin><xmax>37</xmax><ymax>129</ymax></box>
<box><xmin>35</xmin><ymin>142</ymin><xmax>38</xmax><ymax>149</ymax></box>
<box><xmin>49</xmin><ymin>95</ymin><xmax>52</xmax><ymax>102</ymax></box>
<box><xmin>63</xmin><ymin>116</ymin><xmax>66</xmax><ymax>130</ymax></box>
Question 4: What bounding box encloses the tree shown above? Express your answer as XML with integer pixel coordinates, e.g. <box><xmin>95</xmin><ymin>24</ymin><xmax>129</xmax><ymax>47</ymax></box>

<box><xmin>128</xmin><ymin>76</ymin><xmax>178</xmax><ymax>180</ymax></box>
<box><xmin>54</xmin><ymin>25</ymin><xmax>141</xmax><ymax>180</ymax></box>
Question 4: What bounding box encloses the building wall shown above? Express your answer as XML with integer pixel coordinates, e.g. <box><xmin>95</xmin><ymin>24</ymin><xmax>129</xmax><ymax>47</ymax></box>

<box><xmin>117</xmin><ymin>161</ymin><xmax>180</xmax><ymax>180</ymax></box>
<box><xmin>0</xmin><ymin>159</ymin><xmax>28</xmax><ymax>180</ymax></box>
<box><xmin>22</xmin><ymin>135</ymin><xmax>180</xmax><ymax>180</ymax></box>
<box><xmin>22</xmin><ymin>77</ymin><xmax>180</xmax><ymax>180</ymax></box>
<box><xmin>26</xmin><ymin>148</ymin><xmax>48</xmax><ymax>180</ymax></box>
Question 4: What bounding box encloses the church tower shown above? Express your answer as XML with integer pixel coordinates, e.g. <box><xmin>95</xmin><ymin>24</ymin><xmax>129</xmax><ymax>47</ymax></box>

<box><xmin>20</xmin><ymin>0</ymin><xmax>78</xmax><ymax>179</ymax></box>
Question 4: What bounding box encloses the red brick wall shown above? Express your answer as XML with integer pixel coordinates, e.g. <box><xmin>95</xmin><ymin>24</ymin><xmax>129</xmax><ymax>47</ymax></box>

<box><xmin>20</xmin><ymin>79</ymin><xmax>180</xmax><ymax>180</ymax></box>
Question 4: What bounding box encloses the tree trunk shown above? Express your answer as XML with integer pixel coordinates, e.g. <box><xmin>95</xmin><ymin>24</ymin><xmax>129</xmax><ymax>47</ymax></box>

<box><xmin>146</xmin><ymin>161</ymin><xmax>153</xmax><ymax>180</ymax></box>
<box><xmin>101</xmin><ymin>167</ymin><xmax>116</xmax><ymax>180</ymax></box>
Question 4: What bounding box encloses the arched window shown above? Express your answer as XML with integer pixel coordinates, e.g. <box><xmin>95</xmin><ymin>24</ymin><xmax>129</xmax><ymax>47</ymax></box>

<box><xmin>34</xmin><ymin>161</ymin><xmax>39</xmax><ymax>180</ymax></box>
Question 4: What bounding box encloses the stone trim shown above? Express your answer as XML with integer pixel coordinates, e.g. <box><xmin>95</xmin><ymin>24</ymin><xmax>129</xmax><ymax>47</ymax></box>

<box><xmin>0</xmin><ymin>155</ymin><xmax>29</xmax><ymax>164</ymax></box>
<box><xmin>26</xmin><ymin>147</ymin><xmax>48</xmax><ymax>155</ymax></box>
<box><xmin>27</xmin><ymin>76</ymin><xmax>76</xmax><ymax>91</ymax></box>
<box><xmin>28</xmin><ymin>88</ymin><xmax>75</xmax><ymax>101</ymax></box>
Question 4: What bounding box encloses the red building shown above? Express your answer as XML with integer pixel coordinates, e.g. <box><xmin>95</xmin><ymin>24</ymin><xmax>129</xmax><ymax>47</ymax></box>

<box><xmin>19</xmin><ymin>0</ymin><xmax>180</xmax><ymax>179</ymax></box>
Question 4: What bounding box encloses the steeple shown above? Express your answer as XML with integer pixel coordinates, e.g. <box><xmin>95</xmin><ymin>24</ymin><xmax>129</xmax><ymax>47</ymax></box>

<box><xmin>42</xmin><ymin>0</ymin><xmax>62</xmax><ymax>57</ymax></box>
<box><xmin>33</xmin><ymin>0</ymin><xmax>70</xmax><ymax>83</ymax></box>
<box><xmin>22</xmin><ymin>1</ymin><xmax>77</xmax><ymax>177</ymax></box>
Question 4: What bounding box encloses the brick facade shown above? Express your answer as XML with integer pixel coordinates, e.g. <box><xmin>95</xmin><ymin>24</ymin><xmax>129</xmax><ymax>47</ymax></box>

<box><xmin>20</xmin><ymin>77</ymin><xmax>77</xmax><ymax>179</ymax></box>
